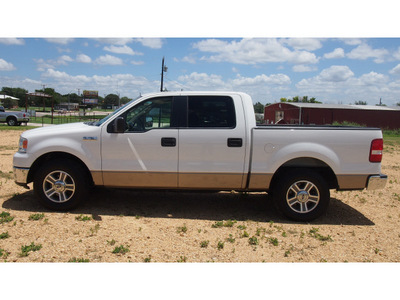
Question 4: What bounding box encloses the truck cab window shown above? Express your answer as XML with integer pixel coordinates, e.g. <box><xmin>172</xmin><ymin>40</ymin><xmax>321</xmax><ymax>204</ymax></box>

<box><xmin>125</xmin><ymin>97</ymin><xmax>173</xmax><ymax>132</ymax></box>
<box><xmin>188</xmin><ymin>96</ymin><xmax>236</xmax><ymax>128</ymax></box>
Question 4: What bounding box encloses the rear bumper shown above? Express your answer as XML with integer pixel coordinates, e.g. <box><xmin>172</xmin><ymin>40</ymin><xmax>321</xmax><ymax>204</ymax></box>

<box><xmin>366</xmin><ymin>174</ymin><xmax>387</xmax><ymax>190</ymax></box>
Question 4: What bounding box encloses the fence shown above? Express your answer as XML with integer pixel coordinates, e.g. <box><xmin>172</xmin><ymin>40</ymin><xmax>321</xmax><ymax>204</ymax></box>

<box><xmin>30</xmin><ymin>112</ymin><xmax>104</xmax><ymax>126</ymax></box>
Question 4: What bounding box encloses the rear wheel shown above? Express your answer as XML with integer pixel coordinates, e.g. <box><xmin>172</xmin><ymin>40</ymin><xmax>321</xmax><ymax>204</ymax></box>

<box><xmin>272</xmin><ymin>169</ymin><xmax>330</xmax><ymax>222</ymax></box>
<box><xmin>33</xmin><ymin>159</ymin><xmax>89</xmax><ymax>210</ymax></box>
<box><xmin>7</xmin><ymin>117</ymin><xmax>17</xmax><ymax>126</ymax></box>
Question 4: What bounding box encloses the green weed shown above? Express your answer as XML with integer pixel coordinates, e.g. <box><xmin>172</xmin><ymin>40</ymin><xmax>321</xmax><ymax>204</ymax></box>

<box><xmin>19</xmin><ymin>242</ymin><xmax>42</xmax><ymax>257</ymax></box>
<box><xmin>309</xmin><ymin>227</ymin><xmax>333</xmax><ymax>242</ymax></box>
<box><xmin>269</xmin><ymin>238</ymin><xmax>279</xmax><ymax>246</ymax></box>
<box><xmin>112</xmin><ymin>245</ymin><xmax>130</xmax><ymax>254</ymax></box>
<box><xmin>0</xmin><ymin>211</ymin><xmax>14</xmax><ymax>224</ymax></box>
<box><xmin>249</xmin><ymin>236</ymin><xmax>259</xmax><ymax>246</ymax></box>
<box><xmin>177</xmin><ymin>224</ymin><xmax>188</xmax><ymax>234</ymax></box>
<box><xmin>200</xmin><ymin>240</ymin><xmax>209</xmax><ymax>248</ymax></box>
<box><xmin>68</xmin><ymin>257</ymin><xmax>90</xmax><ymax>262</ymax></box>
<box><xmin>217</xmin><ymin>241</ymin><xmax>225</xmax><ymax>250</ymax></box>
<box><xmin>75</xmin><ymin>214</ymin><xmax>92</xmax><ymax>221</ymax></box>
<box><xmin>29</xmin><ymin>213</ymin><xmax>45</xmax><ymax>221</ymax></box>
<box><xmin>212</xmin><ymin>219</ymin><xmax>237</xmax><ymax>228</ymax></box>
<box><xmin>0</xmin><ymin>231</ymin><xmax>10</xmax><ymax>239</ymax></box>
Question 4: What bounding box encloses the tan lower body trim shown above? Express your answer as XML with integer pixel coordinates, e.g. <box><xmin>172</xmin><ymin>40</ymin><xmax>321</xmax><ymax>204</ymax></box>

<box><xmin>336</xmin><ymin>175</ymin><xmax>368</xmax><ymax>190</ymax></box>
<box><xmin>178</xmin><ymin>173</ymin><xmax>244</xmax><ymax>189</ymax></box>
<box><xmin>247</xmin><ymin>173</ymin><xmax>273</xmax><ymax>190</ymax></box>
<box><xmin>102</xmin><ymin>171</ymin><xmax>178</xmax><ymax>188</ymax></box>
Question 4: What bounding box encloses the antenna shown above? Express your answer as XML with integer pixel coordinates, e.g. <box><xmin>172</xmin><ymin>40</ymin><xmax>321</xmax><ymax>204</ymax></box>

<box><xmin>160</xmin><ymin>57</ymin><xmax>168</xmax><ymax>92</ymax></box>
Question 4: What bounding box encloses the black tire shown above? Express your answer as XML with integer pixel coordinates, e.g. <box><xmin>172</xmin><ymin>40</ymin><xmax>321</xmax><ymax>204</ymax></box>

<box><xmin>33</xmin><ymin>159</ymin><xmax>89</xmax><ymax>211</ymax></box>
<box><xmin>7</xmin><ymin>117</ymin><xmax>17</xmax><ymax>126</ymax></box>
<box><xmin>272</xmin><ymin>169</ymin><xmax>330</xmax><ymax>222</ymax></box>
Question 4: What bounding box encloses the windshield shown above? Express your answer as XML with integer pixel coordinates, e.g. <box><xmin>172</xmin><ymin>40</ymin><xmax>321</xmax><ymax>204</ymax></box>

<box><xmin>91</xmin><ymin>95</ymin><xmax>143</xmax><ymax>126</ymax></box>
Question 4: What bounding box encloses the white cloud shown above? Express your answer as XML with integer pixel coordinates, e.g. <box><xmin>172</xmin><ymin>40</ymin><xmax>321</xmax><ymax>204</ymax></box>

<box><xmin>283</xmin><ymin>38</ymin><xmax>323</xmax><ymax>51</ymax></box>
<box><xmin>393</xmin><ymin>47</ymin><xmax>400</xmax><ymax>60</ymax></box>
<box><xmin>130</xmin><ymin>60</ymin><xmax>145</xmax><ymax>65</ymax></box>
<box><xmin>324</xmin><ymin>48</ymin><xmax>345</xmax><ymax>59</ymax></box>
<box><xmin>104</xmin><ymin>45</ymin><xmax>142</xmax><ymax>56</ymax></box>
<box><xmin>94</xmin><ymin>54</ymin><xmax>123</xmax><ymax>65</ymax></box>
<box><xmin>193</xmin><ymin>38</ymin><xmax>319</xmax><ymax>65</ymax></box>
<box><xmin>347</xmin><ymin>43</ymin><xmax>389</xmax><ymax>63</ymax></box>
<box><xmin>94</xmin><ymin>38</ymin><xmax>134</xmax><ymax>46</ymax></box>
<box><xmin>58</xmin><ymin>55</ymin><xmax>73</xmax><ymax>65</ymax></box>
<box><xmin>181</xmin><ymin>56</ymin><xmax>196</xmax><ymax>64</ymax></box>
<box><xmin>0</xmin><ymin>38</ymin><xmax>25</xmax><ymax>45</ymax></box>
<box><xmin>390</xmin><ymin>64</ymin><xmax>400</xmax><ymax>75</ymax></box>
<box><xmin>340</xmin><ymin>38</ymin><xmax>363</xmax><ymax>46</ymax></box>
<box><xmin>232</xmin><ymin>74</ymin><xmax>291</xmax><ymax>86</ymax></box>
<box><xmin>45</xmin><ymin>38</ymin><xmax>74</xmax><ymax>45</ymax></box>
<box><xmin>319</xmin><ymin>65</ymin><xmax>354</xmax><ymax>82</ymax></box>
<box><xmin>76</xmin><ymin>54</ymin><xmax>92</xmax><ymax>63</ymax></box>
<box><xmin>0</xmin><ymin>58</ymin><xmax>16</xmax><ymax>71</ymax></box>
<box><xmin>292</xmin><ymin>65</ymin><xmax>317</xmax><ymax>72</ymax></box>
<box><xmin>135</xmin><ymin>38</ymin><xmax>163</xmax><ymax>49</ymax></box>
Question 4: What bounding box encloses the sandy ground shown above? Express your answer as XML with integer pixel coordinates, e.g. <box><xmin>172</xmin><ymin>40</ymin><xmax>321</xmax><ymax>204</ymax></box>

<box><xmin>1</xmin><ymin>128</ymin><xmax>400</xmax><ymax>263</ymax></box>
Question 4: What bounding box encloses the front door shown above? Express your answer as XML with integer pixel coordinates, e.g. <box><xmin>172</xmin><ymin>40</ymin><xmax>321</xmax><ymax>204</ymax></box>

<box><xmin>101</xmin><ymin>96</ymin><xmax>178</xmax><ymax>188</ymax></box>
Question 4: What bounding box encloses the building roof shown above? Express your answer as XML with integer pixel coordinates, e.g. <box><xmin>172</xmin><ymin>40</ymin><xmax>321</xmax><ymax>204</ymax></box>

<box><xmin>271</xmin><ymin>102</ymin><xmax>400</xmax><ymax>111</ymax></box>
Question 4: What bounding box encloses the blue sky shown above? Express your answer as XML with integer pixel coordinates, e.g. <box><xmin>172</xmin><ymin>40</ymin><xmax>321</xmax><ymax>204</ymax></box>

<box><xmin>2</xmin><ymin>37</ymin><xmax>400</xmax><ymax>106</ymax></box>
<box><xmin>1</xmin><ymin>1</ymin><xmax>400</xmax><ymax>106</ymax></box>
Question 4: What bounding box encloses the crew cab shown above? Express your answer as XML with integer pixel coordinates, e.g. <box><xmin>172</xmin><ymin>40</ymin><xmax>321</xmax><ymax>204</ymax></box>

<box><xmin>0</xmin><ymin>108</ymin><xmax>30</xmax><ymax>126</ymax></box>
<box><xmin>13</xmin><ymin>91</ymin><xmax>387</xmax><ymax>221</ymax></box>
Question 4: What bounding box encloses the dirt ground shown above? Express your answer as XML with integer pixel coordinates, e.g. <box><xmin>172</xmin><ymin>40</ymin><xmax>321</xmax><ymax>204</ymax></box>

<box><xmin>1</xmin><ymin>128</ymin><xmax>400</xmax><ymax>263</ymax></box>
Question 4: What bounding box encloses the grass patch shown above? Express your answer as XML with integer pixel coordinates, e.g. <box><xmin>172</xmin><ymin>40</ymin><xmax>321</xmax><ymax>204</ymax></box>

<box><xmin>0</xmin><ymin>232</ymin><xmax>10</xmax><ymax>239</ymax></box>
<box><xmin>0</xmin><ymin>125</ymin><xmax>38</xmax><ymax>131</ymax></box>
<box><xmin>75</xmin><ymin>214</ymin><xmax>92</xmax><ymax>221</ymax></box>
<box><xmin>112</xmin><ymin>245</ymin><xmax>130</xmax><ymax>254</ymax></box>
<box><xmin>29</xmin><ymin>213</ymin><xmax>45</xmax><ymax>221</ymax></box>
<box><xmin>19</xmin><ymin>242</ymin><xmax>42</xmax><ymax>257</ymax></box>
<box><xmin>309</xmin><ymin>227</ymin><xmax>333</xmax><ymax>242</ymax></box>
<box><xmin>212</xmin><ymin>219</ymin><xmax>237</xmax><ymax>228</ymax></box>
<box><xmin>68</xmin><ymin>257</ymin><xmax>90</xmax><ymax>262</ymax></box>
<box><xmin>0</xmin><ymin>248</ymin><xmax>10</xmax><ymax>259</ymax></box>
<box><xmin>0</xmin><ymin>211</ymin><xmax>14</xmax><ymax>224</ymax></box>
<box><xmin>249</xmin><ymin>236</ymin><xmax>259</xmax><ymax>246</ymax></box>
<box><xmin>177</xmin><ymin>224</ymin><xmax>188</xmax><ymax>234</ymax></box>
<box><xmin>0</xmin><ymin>170</ymin><xmax>13</xmax><ymax>180</ymax></box>
<box><xmin>217</xmin><ymin>241</ymin><xmax>225</xmax><ymax>250</ymax></box>
<box><xmin>200</xmin><ymin>240</ymin><xmax>209</xmax><ymax>248</ymax></box>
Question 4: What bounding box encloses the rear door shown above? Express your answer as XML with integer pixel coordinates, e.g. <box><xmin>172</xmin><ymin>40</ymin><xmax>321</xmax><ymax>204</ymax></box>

<box><xmin>101</xmin><ymin>96</ymin><xmax>179</xmax><ymax>188</ymax></box>
<box><xmin>178</xmin><ymin>95</ymin><xmax>247</xmax><ymax>189</ymax></box>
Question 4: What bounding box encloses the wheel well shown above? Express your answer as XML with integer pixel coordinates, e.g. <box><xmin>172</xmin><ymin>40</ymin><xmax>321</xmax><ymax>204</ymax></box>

<box><xmin>6</xmin><ymin>116</ymin><xmax>16</xmax><ymax>121</ymax></box>
<box><xmin>269</xmin><ymin>157</ymin><xmax>338</xmax><ymax>190</ymax></box>
<box><xmin>27</xmin><ymin>152</ymin><xmax>94</xmax><ymax>185</ymax></box>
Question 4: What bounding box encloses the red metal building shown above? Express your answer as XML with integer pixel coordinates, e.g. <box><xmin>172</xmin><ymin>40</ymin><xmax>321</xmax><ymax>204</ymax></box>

<box><xmin>264</xmin><ymin>102</ymin><xmax>400</xmax><ymax>129</ymax></box>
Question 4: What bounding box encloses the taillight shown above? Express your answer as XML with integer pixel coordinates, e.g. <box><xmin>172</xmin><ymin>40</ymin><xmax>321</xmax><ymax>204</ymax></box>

<box><xmin>370</xmin><ymin>139</ymin><xmax>383</xmax><ymax>162</ymax></box>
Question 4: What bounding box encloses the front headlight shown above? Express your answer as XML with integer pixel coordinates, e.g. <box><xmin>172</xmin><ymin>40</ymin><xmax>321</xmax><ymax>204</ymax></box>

<box><xmin>18</xmin><ymin>137</ymin><xmax>28</xmax><ymax>153</ymax></box>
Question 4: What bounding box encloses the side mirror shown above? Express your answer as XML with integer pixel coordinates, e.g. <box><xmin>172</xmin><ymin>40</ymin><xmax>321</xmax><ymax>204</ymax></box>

<box><xmin>114</xmin><ymin>117</ymin><xmax>126</xmax><ymax>133</ymax></box>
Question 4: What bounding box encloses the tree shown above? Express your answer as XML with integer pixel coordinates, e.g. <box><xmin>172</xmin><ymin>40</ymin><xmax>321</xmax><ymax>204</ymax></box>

<box><xmin>354</xmin><ymin>101</ymin><xmax>367</xmax><ymax>105</ymax></box>
<box><xmin>280</xmin><ymin>96</ymin><xmax>321</xmax><ymax>103</ymax></box>
<box><xmin>120</xmin><ymin>96</ymin><xmax>132</xmax><ymax>105</ymax></box>
<box><xmin>104</xmin><ymin>94</ymin><xmax>119</xmax><ymax>106</ymax></box>
<box><xmin>1</xmin><ymin>87</ymin><xmax>28</xmax><ymax>107</ymax></box>
<box><xmin>253</xmin><ymin>102</ymin><xmax>265</xmax><ymax>113</ymax></box>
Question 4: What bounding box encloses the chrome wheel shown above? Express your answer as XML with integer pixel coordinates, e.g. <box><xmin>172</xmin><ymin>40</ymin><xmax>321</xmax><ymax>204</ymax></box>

<box><xmin>43</xmin><ymin>170</ymin><xmax>76</xmax><ymax>203</ymax></box>
<box><xmin>286</xmin><ymin>180</ymin><xmax>320</xmax><ymax>214</ymax></box>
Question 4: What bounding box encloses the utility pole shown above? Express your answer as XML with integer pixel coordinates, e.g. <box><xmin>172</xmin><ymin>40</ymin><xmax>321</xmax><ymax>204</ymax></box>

<box><xmin>160</xmin><ymin>57</ymin><xmax>168</xmax><ymax>92</ymax></box>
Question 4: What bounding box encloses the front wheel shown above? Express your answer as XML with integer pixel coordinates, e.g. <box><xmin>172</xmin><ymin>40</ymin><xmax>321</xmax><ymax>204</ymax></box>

<box><xmin>33</xmin><ymin>159</ymin><xmax>89</xmax><ymax>210</ymax></box>
<box><xmin>272</xmin><ymin>169</ymin><xmax>330</xmax><ymax>222</ymax></box>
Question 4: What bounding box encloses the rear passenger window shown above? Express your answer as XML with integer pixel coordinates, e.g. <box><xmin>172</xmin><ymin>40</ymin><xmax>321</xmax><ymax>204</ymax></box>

<box><xmin>188</xmin><ymin>96</ymin><xmax>236</xmax><ymax>128</ymax></box>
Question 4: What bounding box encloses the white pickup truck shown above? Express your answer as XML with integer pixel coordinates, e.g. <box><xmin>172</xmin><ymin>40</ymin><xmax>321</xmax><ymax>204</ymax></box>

<box><xmin>13</xmin><ymin>91</ymin><xmax>387</xmax><ymax>221</ymax></box>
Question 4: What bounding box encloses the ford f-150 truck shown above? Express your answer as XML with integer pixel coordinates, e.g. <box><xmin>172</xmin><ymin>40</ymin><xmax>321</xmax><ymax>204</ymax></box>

<box><xmin>0</xmin><ymin>109</ymin><xmax>30</xmax><ymax>126</ymax></box>
<box><xmin>13</xmin><ymin>91</ymin><xmax>387</xmax><ymax>221</ymax></box>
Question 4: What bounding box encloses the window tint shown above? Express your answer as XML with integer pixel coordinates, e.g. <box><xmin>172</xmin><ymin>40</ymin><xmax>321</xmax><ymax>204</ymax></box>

<box><xmin>125</xmin><ymin>97</ymin><xmax>172</xmax><ymax>132</ymax></box>
<box><xmin>188</xmin><ymin>96</ymin><xmax>236</xmax><ymax>128</ymax></box>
